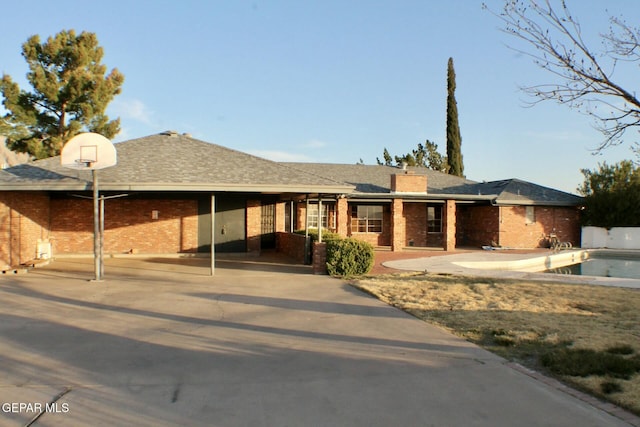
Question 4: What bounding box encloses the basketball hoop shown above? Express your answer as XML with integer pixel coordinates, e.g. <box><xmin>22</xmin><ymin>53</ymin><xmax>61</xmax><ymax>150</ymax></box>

<box><xmin>61</xmin><ymin>133</ymin><xmax>116</xmax><ymax>170</ymax></box>
<box><xmin>60</xmin><ymin>133</ymin><xmax>118</xmax><ymax>282</ymax></box>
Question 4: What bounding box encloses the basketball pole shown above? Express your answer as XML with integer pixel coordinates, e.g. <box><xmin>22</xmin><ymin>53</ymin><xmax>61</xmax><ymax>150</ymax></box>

<box><xmin>93</xmin><ymin>169</ymin><xmax>101</xmax><ymax>281</ymax></box>
<box><xmin>210</xmin><ymin>194</ymin><xmax>215</xmax><ymax>276</ymax></box>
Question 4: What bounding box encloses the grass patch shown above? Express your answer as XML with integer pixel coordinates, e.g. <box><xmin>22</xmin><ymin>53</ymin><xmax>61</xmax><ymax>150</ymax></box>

<box><xmin>607</xmin><ymin>344</ymin><xmax>635</xmax><ymax>355</ymax></box>
<box><xmin>601</xmin><ymin>381</ymin><xmax>623</xmax><ymax>395</ymax></box>
<box><xmin>353</xmin><ymin>274</ymin><xmax>640</xmax><ymax>415</ymax></box>
<box><xmin>540</xmin><ymin>348</ymin><xmax>640</xmax><ymax>379</ymax></box>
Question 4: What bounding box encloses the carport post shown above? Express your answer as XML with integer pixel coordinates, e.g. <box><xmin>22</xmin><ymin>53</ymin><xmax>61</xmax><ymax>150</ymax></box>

<box><xmin>318</xmin><ymin>195</ymin><xmax>323</xmax><ymax>243</ymax></box>
<box><xmin>210</xmin><ymin>194</ymin><xmax>215</xmax><ymax>276</ymax></box>
<box><xmin>304</xmin><ymin>196</ymin><xmax>311</xmax><ymax>264</ymax></box>
<box><xmin>290</xmin><ymin>200</ymin><xmax>294</xmax><ymax>232</ymax></box>
<box><xmin>305</xmin><ymin>196</ymin><xmax>309</xmax><ymax>238</ymax></box>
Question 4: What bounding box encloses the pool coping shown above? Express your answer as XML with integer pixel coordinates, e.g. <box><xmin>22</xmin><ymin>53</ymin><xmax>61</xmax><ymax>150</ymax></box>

<box><xmin>382</xmin><ymin>249</ymin><xmax>640</xmax><ymax>289</ymax></box>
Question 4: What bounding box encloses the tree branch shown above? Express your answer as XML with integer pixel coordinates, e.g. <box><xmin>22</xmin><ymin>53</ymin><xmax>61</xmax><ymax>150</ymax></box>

<box><xmin>484</xmin><ymin>0</ymin><xmax>640</xmax><ymax>151</ymax></box>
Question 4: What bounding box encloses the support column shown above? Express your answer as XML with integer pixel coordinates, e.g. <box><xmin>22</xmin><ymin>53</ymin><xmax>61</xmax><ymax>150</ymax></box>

<box><xmin>246</xmin><ymin>199</ymin><xmax>261</xmax><ymax>253</ymax></box>
<box><xmin>318</xmin><ymin>196</ymin><xmax>323</xmax><ymax>242</ymax></box>
<box><xmin>336</xmin><ymin>197</ymin><xmax>349</xmax><ymax>238</ymax></box>
<box><xmin>391</xmin><ymin>199</ymin><xmax>405</xmax><ymax>252</ymax></box>
<box><xmin>275</xmin><ymin>201</ymin><xmax>286</xmax><ymax>232</ymax></box>
<box><xmin>312</xmin><ymin>241</ymin><xmax>327</xmax><ymax>275</ymax></box>
<box><xmin>444</xmin><ymin>199</ymin><xmax>456</xmax><ymax>252</ymax></box>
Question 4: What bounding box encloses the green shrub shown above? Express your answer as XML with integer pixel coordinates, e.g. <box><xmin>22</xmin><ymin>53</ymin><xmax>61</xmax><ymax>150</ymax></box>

<box><xmin>326</xmin><ymin>238</ymin><xmax>374</xmax><ymax>278</ymax></box>
<box><xmin>294</xmin><ymin>228</ymin><xmax>341</xmax><ymax>243</ymax></box>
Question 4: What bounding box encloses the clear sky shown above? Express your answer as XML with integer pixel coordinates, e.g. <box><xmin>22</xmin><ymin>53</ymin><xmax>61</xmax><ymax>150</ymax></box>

<box><xmin>2</xmin><ymin>0</ymin><xmax>639</xmax><ymax>194</ymax></box>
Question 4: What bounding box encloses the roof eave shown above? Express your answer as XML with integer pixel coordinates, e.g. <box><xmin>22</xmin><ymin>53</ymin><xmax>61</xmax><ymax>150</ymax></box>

<box><xmin>347</xmin><ymin>192</ymin><xmax>498</xmax><ymax>202</ymax></box>
<box><xmin>0</xmin><ymin>181</ymin><xmax>355</xmax><ymax>194</ymax></box>
<box><xmin>492</xmin><ymin>199</ymin><xmax>584</xmax><ymax>207</ymax></box>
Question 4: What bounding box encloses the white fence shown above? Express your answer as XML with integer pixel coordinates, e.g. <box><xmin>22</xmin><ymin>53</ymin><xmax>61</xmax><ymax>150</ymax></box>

<box><xmin>582</xmin><ymin>226</ymin><xmax>640</xmax><ymax>249</ymax></box>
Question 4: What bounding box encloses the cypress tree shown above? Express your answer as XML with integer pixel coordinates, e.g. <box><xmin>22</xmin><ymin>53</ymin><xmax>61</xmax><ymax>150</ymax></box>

<box><xmin>446</xmin><ymin>57</ymin><xmax>464</xmax><ymax>177</ymax></box>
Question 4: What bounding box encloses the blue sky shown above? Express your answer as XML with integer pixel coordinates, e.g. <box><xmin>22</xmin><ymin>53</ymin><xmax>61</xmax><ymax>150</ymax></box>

<box><xmin>2</xmin><ymin>0</ymin><xmax>639</xmax><ymax>193</ymax></box>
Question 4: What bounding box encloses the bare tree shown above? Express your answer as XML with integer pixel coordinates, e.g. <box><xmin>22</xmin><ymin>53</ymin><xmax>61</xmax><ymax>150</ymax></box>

<box><xmin>484</xmin><ymin>0</ymin><xmax>640</xmax><ymax>151</ymax></box>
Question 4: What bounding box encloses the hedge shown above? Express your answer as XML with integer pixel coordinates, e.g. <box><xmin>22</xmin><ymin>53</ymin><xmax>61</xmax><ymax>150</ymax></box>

<box><xmin>326</xmin><ymin>238</ymin><xmax>374</xmax><ymax>278</ymax></box>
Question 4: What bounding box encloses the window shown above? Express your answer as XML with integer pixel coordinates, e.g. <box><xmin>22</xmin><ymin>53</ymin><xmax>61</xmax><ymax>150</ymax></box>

<box><xmin>307</xmin><ymin>203</ymin><xmax>335</xmax><ymax>230</ymax></box>
<box><xmin>351</xmin><ymin>205</ymin><xmax>383</xmax><ymax>233</ymax></box>
<box><xmin>525</xmin><ymin>206</ymin><xmax>535</xmax><ymax>224</ymax></box>
<box><xmin>427</xmin><ymin>205</ymin><xmax>443</xmax><ymax>233</ymax></box>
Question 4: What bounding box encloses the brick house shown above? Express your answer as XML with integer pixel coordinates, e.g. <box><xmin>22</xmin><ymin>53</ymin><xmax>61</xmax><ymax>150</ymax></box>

<box><xmin>285</xmin><ymin>163</ymin><xmax>583</xmax><ymax>251</ymax></box>
<box><xmin>0</xmin><ymin>132</ymin><xmax>583</xmax><ymax>269</ymax></box>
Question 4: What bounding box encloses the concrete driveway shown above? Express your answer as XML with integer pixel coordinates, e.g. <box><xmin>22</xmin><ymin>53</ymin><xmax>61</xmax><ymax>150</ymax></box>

<box><xmin>0</xmin><ymin>256</ymin><xmax>635</xmax><ymax>426</ymax></box>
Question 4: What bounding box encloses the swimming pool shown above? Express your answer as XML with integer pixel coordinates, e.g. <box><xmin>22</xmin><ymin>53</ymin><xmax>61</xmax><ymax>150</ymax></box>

<box><xmin>545</xmin><ymin>251</ymin><xmax>640</xmax><ymax>279</ymax></box>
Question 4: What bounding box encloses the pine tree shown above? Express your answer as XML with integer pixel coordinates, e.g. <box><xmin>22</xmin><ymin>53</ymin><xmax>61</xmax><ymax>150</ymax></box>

<box><xmin>376</xmin><ymin>141</ymin><xmax>447</xmax><ymax>172</ymax></box>
<box><xmin>446</xmin><ymin>57</ymin><xmax>464</xmax><ymax>177</ymax></box>
<box><xmin>0</xmin><ymin>30</ymin><xmax>124</xmax><ymax>159</ymax></box>
<box><xmin>376</xmin><ymin>148</ymin><xmax>394</xmax><ymax>166</ymax></box>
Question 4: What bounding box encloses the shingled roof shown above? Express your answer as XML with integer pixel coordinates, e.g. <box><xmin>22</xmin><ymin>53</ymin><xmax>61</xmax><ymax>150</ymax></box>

<box><xmin>284</xmin><ymin>163</ymin><xmax>481</xmax><ymax>195</ymax></box>
<box><xmin>0</xmin><ymin>132</ymin><xmax>583</xmax><ymax>206</ymax></box>
<box><xmin>475</xmin><ymin>178</ymin><xmax>583</xmax><ymax>206</ymax></box>
<box><xmin>0</xmin><ymin>132</ymin><xmax>353</xmax><ymax>194</ymax></box>
<box><xmin>284</xmin><ymin>163</ymin><xmax>582</xmax><ymax>206</ymax></box>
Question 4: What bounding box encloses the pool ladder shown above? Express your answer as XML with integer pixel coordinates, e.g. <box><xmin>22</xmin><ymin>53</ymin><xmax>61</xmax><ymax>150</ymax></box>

<box><xmin>548</xmin><ymin>233</ymin><xmax>573</xmax><ymax>253</ymax></box>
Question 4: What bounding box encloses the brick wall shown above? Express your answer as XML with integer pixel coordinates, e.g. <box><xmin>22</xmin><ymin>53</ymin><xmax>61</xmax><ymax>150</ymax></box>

<box><xmin>0</xmin><ymin>195</ymin><xmax>10</xmax><ymax>268</ymax></box>
<box><xmin>458</xmin><ymin>205</ymin><xmax>500</xmax><ymax>247</ymax></box>
<box><xmin>404</xmin><ymin>203</ymin><xmax>427</xmax><ymax>246</ymax></box>
<box><xmin>498</xmin><ymin>206</ymin><xmax>581</xmax><ymax>248</ymax></box>
<box><xmin>50</xmin><ymin>197</ymin><xmax>199</xmax><ymax>254</ymax></box>
<box><xmin>276</xmin><ymin>232</ymin><xmax>308</xmax><ymax>264</ymax></box>
<box><xmin>312</xmin><ymin>242</ymin><xmax>327</xmax><ymax>274</ymax></box>
<box><xmin>0</xmin><ymin>192</ymin><xmax>50</xmax><ymax>268</ymax></box>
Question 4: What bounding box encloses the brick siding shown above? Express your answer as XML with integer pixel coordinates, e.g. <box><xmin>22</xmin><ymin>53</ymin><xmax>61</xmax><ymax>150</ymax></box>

<box><xmin>458</xmin><ymin>205</ymin><xmax>500</xmax><ymax>247</ymax></box>
<box><xmin>50</xmin><ymin>197</ymin><xmax>199</xmax><ymax>254</ymax></box>
<box><xmin>0</xmin><ymin>192</ymin><xmax>50</xmax><ymax>268</ymax></box>
<box><xmin>276</xmin><ymin>232</ymin><xmax>308</xmax><ymax>264</ymax></box>
<box><xmin>1</xmin><ymin>190</ymin><xmax>583</xmax><ymax>269</ymax></box>
<box><xmin>498</xmin><ymin>206</ymin><xmax>581</xmax><ymax>248</ymax></box>
<box><xmin>404</xmin><ymin>203</ymin><xmax>427</xmax><ymax>246</ymax></box>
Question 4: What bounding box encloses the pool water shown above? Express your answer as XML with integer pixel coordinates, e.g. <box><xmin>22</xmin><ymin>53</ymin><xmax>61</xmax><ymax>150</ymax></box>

<box><xmin>545</xmin><ymin>257</ymin><xmax>640</xmax><ymax>279</ymax></box>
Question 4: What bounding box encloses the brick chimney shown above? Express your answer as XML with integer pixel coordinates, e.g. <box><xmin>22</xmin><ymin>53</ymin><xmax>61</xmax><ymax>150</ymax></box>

<box><xmin>391</xmin><ymin>171</ymin><xmax>428</xmax><ymax>194</ymax></box>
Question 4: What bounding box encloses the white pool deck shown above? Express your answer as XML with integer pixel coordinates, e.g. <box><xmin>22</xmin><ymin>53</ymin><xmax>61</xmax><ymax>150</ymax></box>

<box><xmin>383</xmin><ymin>249</ymin><xmax>640</xmax><ymax>289</ymax></box>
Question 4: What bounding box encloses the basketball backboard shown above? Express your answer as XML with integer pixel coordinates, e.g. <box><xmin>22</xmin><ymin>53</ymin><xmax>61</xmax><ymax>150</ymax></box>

<box><xmin>61</xmin><ymin>133</ymin><xmax>117</xmax><ymax>170</ymax></box>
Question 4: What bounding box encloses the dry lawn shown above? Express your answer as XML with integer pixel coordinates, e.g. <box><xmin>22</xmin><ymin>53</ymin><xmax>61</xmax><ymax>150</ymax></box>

<box><xmin>353</xmin><ymin>273</ymin><xmax>640</xmax><ymax>415</ymax></box>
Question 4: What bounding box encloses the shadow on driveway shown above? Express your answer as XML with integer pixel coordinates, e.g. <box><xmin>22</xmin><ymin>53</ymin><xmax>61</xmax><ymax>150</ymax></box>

<box><xmin>0</xmin><ymin>258</ymin><xmax>633</xmax><ymax>426</ymax></box>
